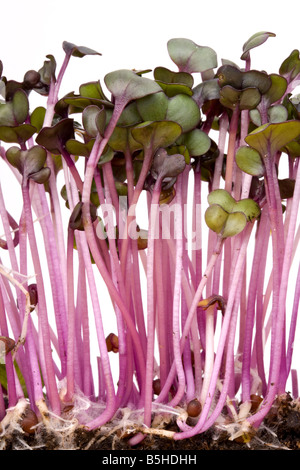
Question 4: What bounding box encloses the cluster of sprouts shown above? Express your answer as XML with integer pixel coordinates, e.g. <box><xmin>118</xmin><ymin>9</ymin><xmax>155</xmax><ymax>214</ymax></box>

<box><xmin>0</xmin><ymin>33</ymin><xmax>300</xmax><ymax>444</ymax></box>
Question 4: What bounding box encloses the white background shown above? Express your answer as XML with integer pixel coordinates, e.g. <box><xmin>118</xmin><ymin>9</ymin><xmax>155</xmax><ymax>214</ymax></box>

<box><xmin>1</xmin><ymin>0</ymin><xmax>300</xmax><ymax>98</ymax></box>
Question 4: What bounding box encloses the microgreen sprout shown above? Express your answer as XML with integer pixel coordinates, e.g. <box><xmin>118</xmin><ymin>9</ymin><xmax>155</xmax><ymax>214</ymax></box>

<box><xmin>0</xmin><ymin>33</ymin><xmax>300</xmax><ymax>445</ymax></box>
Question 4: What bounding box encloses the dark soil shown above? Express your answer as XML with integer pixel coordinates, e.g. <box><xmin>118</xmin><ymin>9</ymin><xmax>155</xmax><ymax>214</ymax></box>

<box><xmin>1</xmin><ymin>394</ymin><xmax>300</xmax><ymax>451</ymax></box>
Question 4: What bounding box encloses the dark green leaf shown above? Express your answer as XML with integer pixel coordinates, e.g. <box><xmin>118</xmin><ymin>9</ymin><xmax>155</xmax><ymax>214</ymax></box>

<box><xmin>156</xmin><ymin>81</ymin><xmax>193</xmax><ymax>98</ymax></box>
<box><xmin>261</xmin><ymin>74</ymin><xmax>287</xmax><ymax>105</ymax></box>
<box><xmin>65</xmin><ymin>138</ymin><xmax>95</xmax><ymax>157</ymax></box>
<box><xmin>278</xmin><ymin>178</ymin><xmax>295</xmax><ymax>199</ymax></box>
<box><xmin>241</xmin><ymin>70</ymin><xmax>271</xmax><ymax>94</ymax></box>
<box><xmin>38</xmin><ymin>55</ymin><xmax>56</xmax><ymax>85</ymax></box>
<box><xmin>12</xmin><ymin>89</ymin><xmax>29</xmax><ymax>124</ymax></box>
<box><xmin>0</xmin><ymin>124</ymin><xmax>36</xmax><ymax>143</ymax></box>
<box><xmin>6</xmin><ymin>145</ymin><xmax>48</xmax><ymax>180</ymax></box>
<box><xmin>279</xmin><ymin>50</ymin><xmax>300</xmax><ymax>80</ymax></box>
<box><xmin>29</xmin><ymin>167</ymin><xmax>51</xmax><ymax>184</ymax></box>
<box><xmin>217</xmin><ymin>65</ymin><xmax>243</xmax><ymax>89</ymax></box>
<box><xmin>192</xmin><ymin>79</ymin><xmax>220</xmax><ymax>108</ymax></box>
<box><xmin>154</xmin><ymin>67</ymin><xmax>194</xmax><ymax>87</ymax></box>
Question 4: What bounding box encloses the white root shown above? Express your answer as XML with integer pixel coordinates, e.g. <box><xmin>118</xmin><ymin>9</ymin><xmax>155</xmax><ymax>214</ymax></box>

<box><xmin>0</xmin><ymin>264</ymin><xmax>32</xmax><ymax>360</ymax></box>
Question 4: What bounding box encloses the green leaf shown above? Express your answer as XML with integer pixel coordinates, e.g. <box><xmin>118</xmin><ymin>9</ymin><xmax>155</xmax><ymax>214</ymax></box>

<box><xmin>12</xmin><ymin>89</ymin><xmax>29</xmax><ymax>124</ymax></box>
<box><xmin>249</xmin><ymin>109</ymin><xmax>262</xmax><ymax>127</ymax></box>
<box><xmin>222</xmin><ymin>212</ymin><xmax>247</xmax><ymax>238</ymax></box>
<box><xmin>69</xmin><ymin>201</ymin><xmax>98</xmax><ymax>231</ymax></box>
<box><xmin>166</xmin><ymin>94</ymin><xmax>200</xmax><ymax>132</ymax></box>
<box><xmin>117</xmin><ymin>102</ymin><xmax>142</xmax><ymax>126</ymax></box>
<box><xmin>217</xmin><ymin>65</ymin><xmax>243</xmax><ymax>89</ymax></box>
<box><xmin>62</xmin><ymin>41</ymin><xmax>102</xmax><ymax>58</ymax></box>
<box><xmin>207</xmin><ymin>189</ymin><xmax>235</xmax><ymax>213</ymax></box>
<box><xmin>104</xmin><ymin>69</ymin><xmax>161</xmax><ymax>104</ymax></box>
<box><xmin>268</xmin><ymin>104</ymin><xmax>288</xmax><ymax>123</ymax></box>
<box><xmin>261</xmin><ymin>74</ymin><xmax>287</xmax><ymax>105</ymax></box>
<box><xmin>137</xmin><ymin>92</ymin><xmax>169</xmax><ymax>121</ymax></box>
<box><xmin>82</xmin><ymin>105</ymin><xmax>104</xmax><ymax>137</ymax></box>
<box><xmin>241</xmin><ymin>70</ymin><xmax>271</xmax><ymax>94</ymax></box>
<box><xmin>241</xmin><ymin>31</ymin><xmax>276</xmax><ymax>60</ymax></box>
<box><xmin>168</xmin><ymin>144</ymin><xmax>190</xmax><ymax>164</ymax></box>
<box><xmin>206</xmin><ymin>188</ymin><xmax>261</xmax><ymax>235</ymax></box>
<box><xmin>235</xmin><ymin>145</ymin><xmax>264</xmax><ymax>176</ymax></box>
<box><xmin>167</xmin><ymin>38</ymin><xmax>217</xmax><ymax>73</ymax></box>
<box><xmin>131</xmin><ymin>120</ymin><xmax>182</xmax><ymax>152</ymax></box>
<box><xmin>0</xmin><ymin>361</ymin><xmax>28</xmax><ymax>397</ymax></box>
<box><xmin>63</xmin><ymin>95</ymin><xmax>112</xmax><ymax>113</ymax></box>
<box><xmin>98</xmin><ymin>147</ymin><xmax>114</xmax><ymax>167</ymax></box>
<box><xmin>282</xmin><ymin>139</ymin><xmax>300</xmax><ymax>158</ymax></box>
<box><xmin>192</xmin><ymin>79</ymin><xmax>220</xmax><ymax>108</ymax></box>
<box><xmin>219</xmin><ymin>85</ymin><xmax>261</xmax><ymax>110</ymax></box>
<box><xmin>79</xmin><ymin>81</ymin><xmax>108</xmax><ymax>101</ymax></box>
<box><xmin>109</xmin><ymin>125</ymin><xmax>143</xmax><ymax>154</ymax></box>
<box><xmin>30</xmin><ymin>106</ymin><xmax>46</xmax><ymax>132</ymax></box>
<box><xmin>29</xmin><ymin>167</ymin><xmax>51</xmax><ymax>184</ymax></box>
<box><xmin>156</xmin><ymin>81</ymin><xmax>193</xmax><ymax>98</ymax></box>
<box><xmin>154</xmin><ymin>67</ymin><xmax>194</xmax><ymax>87</ymax></box>
<box><xmin>205</xmin><ymin>204</ymin><xmax>229</xmax><ymax>234</ymax></box>
<box><xmin>0</xmin><ymin>124</ymin><xmax>36</xmax><ymax>143</ymax></box>
<box><xmin>65</xmin><ymin>138</ymin><xmax>95</xmax><ymax>157</ymax></box>
<box><xmin>6</xmin><ymin>145</ymin><xmax>48</xmax><ymax>180</ymax></box>
<box><xmin>24</xmin><ymin>145</ymin><xmax>48</xmax><ymax>177</ymax></box>
<box><xmin>232</xmin><ymin>199</ymin><xmax>261</xmax><ymax>221</ymax></box>
<box><xmin>239</xmin><ymin>87</ymin><xmax>262</xmax><ymax>110</ymax></box>
<box><xmin>38</xmin><ymin>55</ymin><xmax>56</xmax><ymax>85</ymax></box>
<box><xmin>176</xmin><ymin>129</ymin><xmax>211</xmax><ymax>157</ymax></box>
<box><xmin>0</xmin><ymin>102</ymin><xmax>15</xmax><ymax>126</ymax></box>
<box><xmin>279</xmin><ymin>50</ymin><xmax>300</xmax><ymax>80</ymax></box>
<box><xmin>245</xmin><ymin>120</ymin><xmax>300</xmax><ymax>157</ymax></box>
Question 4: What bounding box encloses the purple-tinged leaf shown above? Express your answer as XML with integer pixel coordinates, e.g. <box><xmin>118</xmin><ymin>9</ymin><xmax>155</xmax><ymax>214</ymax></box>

<box><xmin>245</xmin><ymin>120</ymin><xmax>300</xmax><ymax>157</ymax></box>
<box><xmin>104</xmin><ymin>69</ymin><xmax>161</xmax><ymax>105</ymax></box>
<box><xmin>167</xmin><ymin>38</ymin><xmax>217</xmax><ymax>73</ymax></box>
<box><xmin>241</xmin><ymin>31</ymin><xmax>276</xmax><ymax>60</ymax></box>
<box><xmin>36</xmin><ymin>118</ymin><xmax>74</xmax><ymax>154</ymax></box>
<box><xmin>62</xmin><ymin>41</ymin><xmax>102</xmax><ymax>58</ymax></box>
